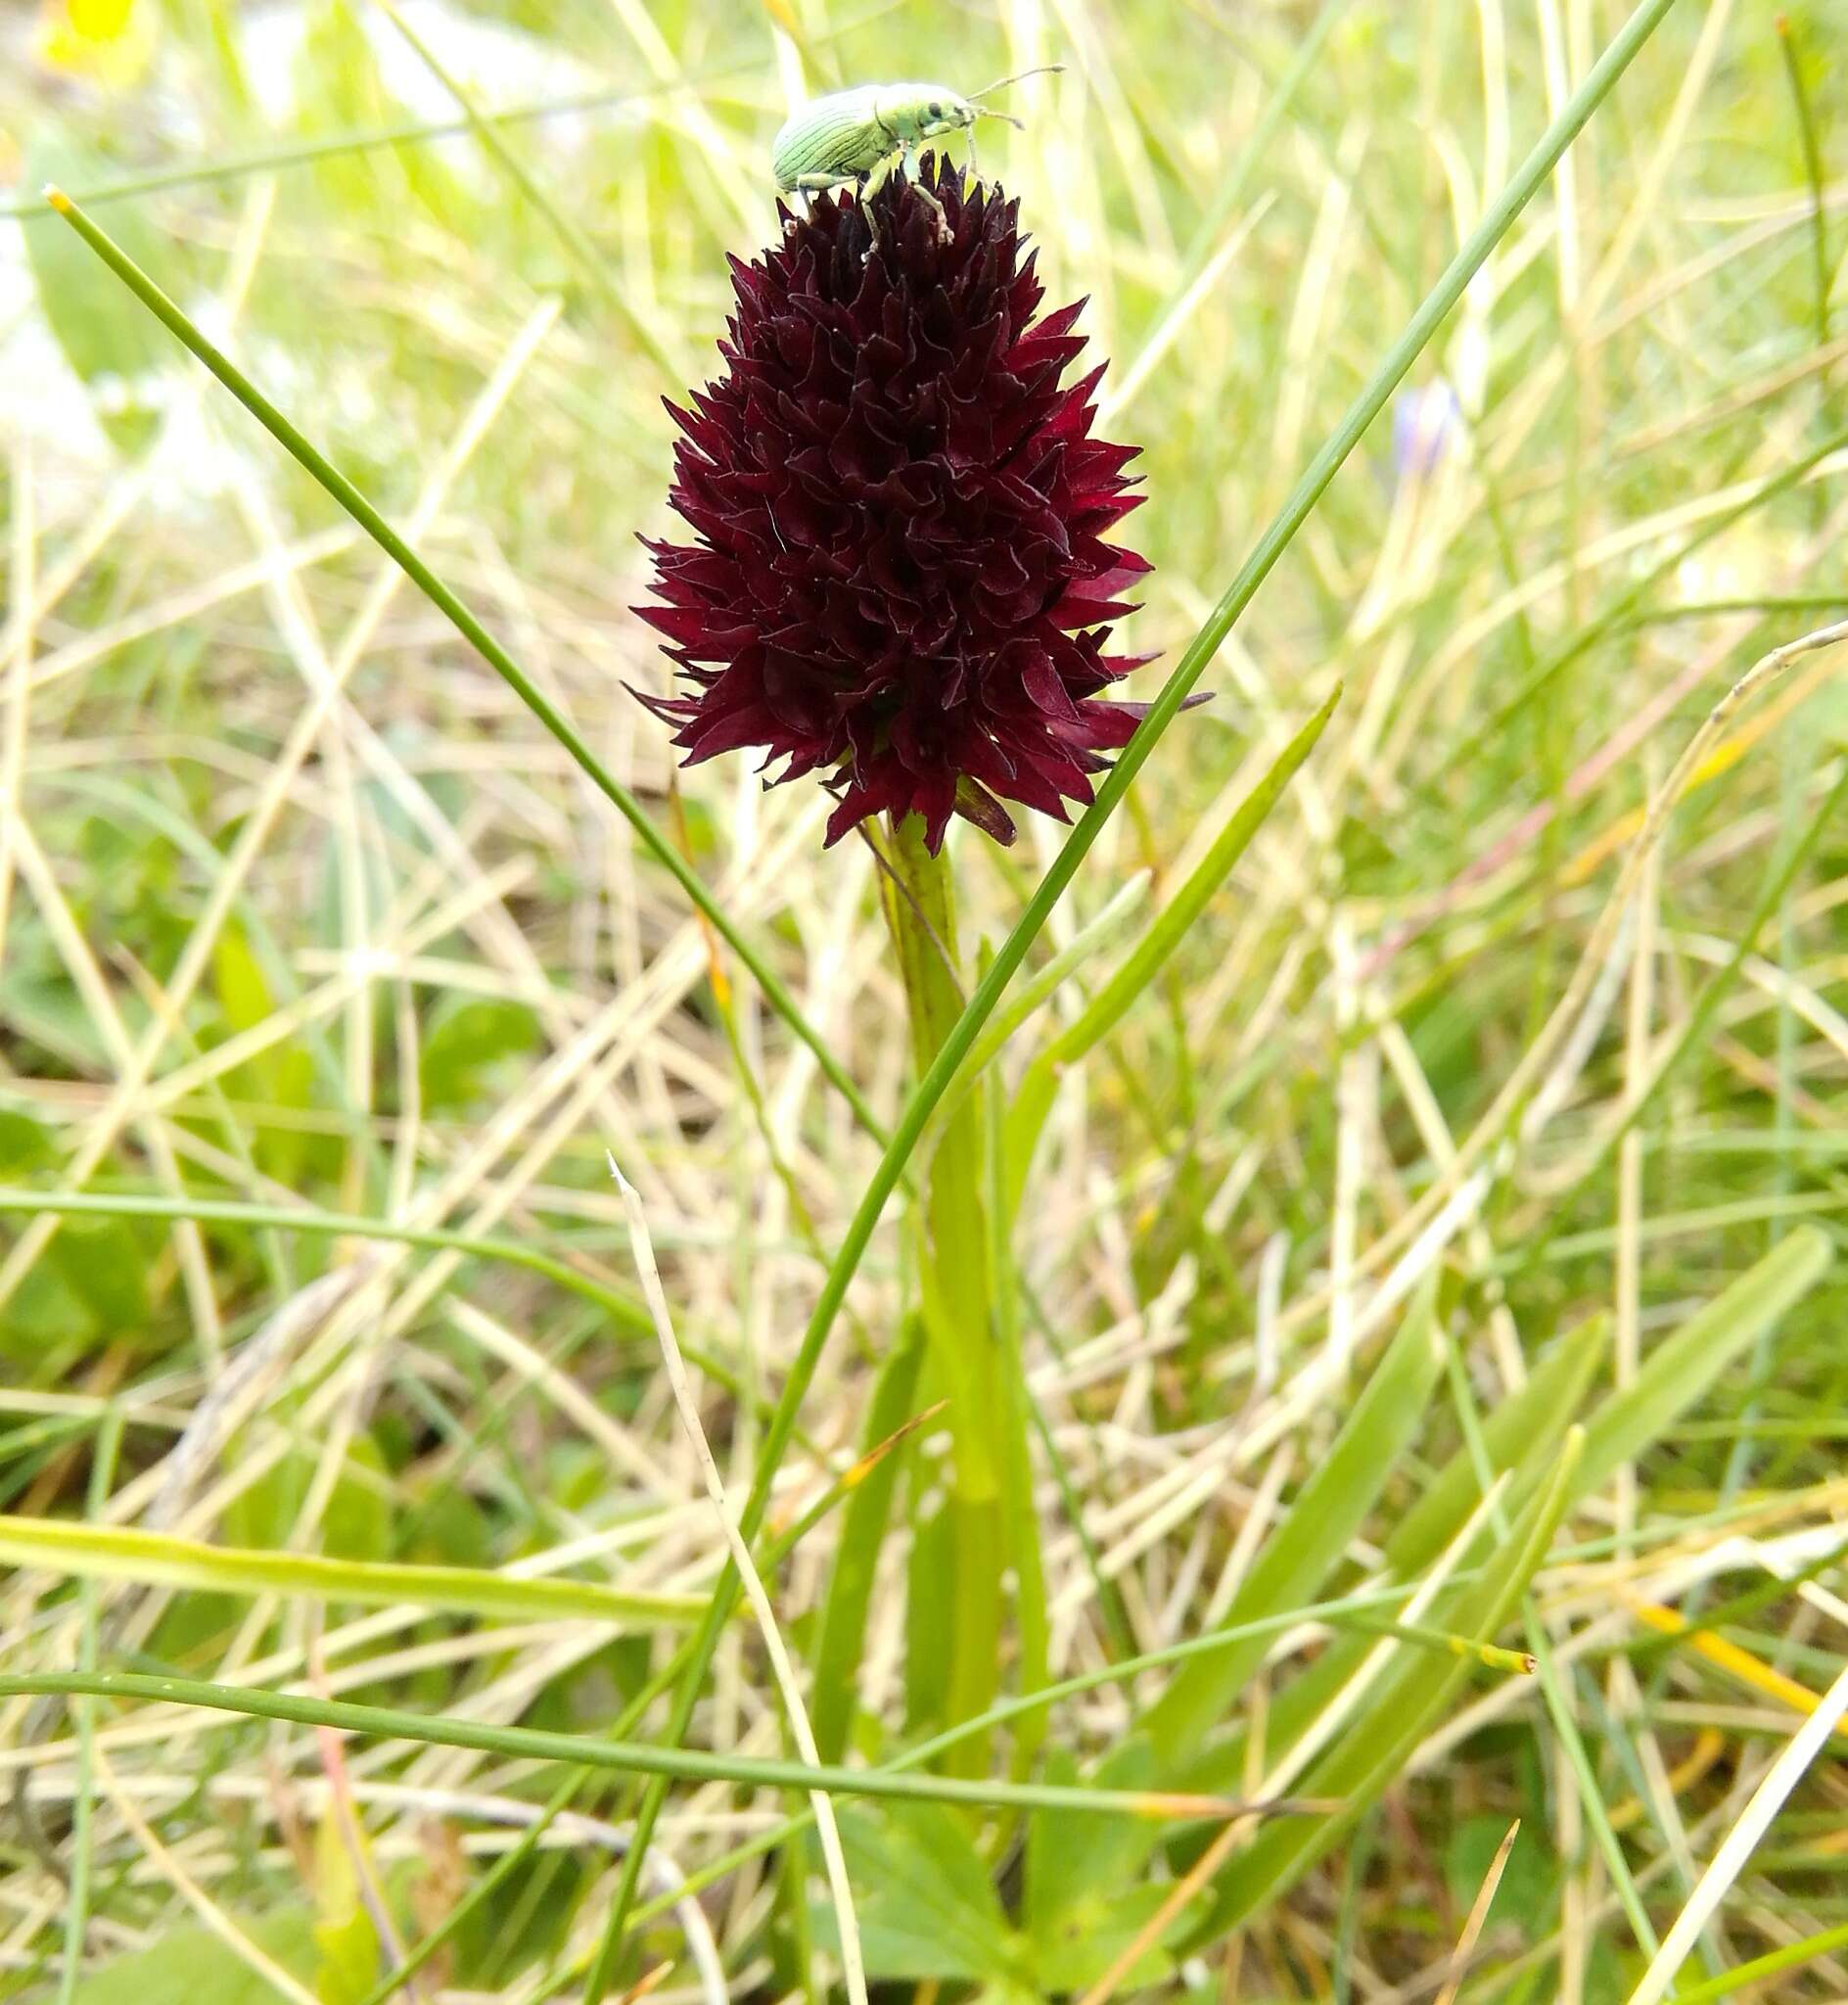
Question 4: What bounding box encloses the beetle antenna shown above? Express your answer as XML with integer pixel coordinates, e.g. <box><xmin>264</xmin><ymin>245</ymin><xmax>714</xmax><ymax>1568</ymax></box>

<box><xmin>975</xmin><ymin>108</ymin><xmax>1024</xmax><ymax>129</ymax></box>
<box><xmin>968</xmin><ymin>62</ymin><xmax>1063</xmax><ymax>103</ymax></box>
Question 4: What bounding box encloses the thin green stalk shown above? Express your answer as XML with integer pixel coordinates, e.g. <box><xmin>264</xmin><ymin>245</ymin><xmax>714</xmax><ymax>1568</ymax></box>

<box><xmin>1441</xmin><ymin>1341</ymin><xmax>1660</xmax><ymax>1959</ymax></box>
<box><xmin>0</xmin><ymin>1189</ymin><xmax>820</xmax><ymax>1456</ymax></box>
<box><xmin>1749</xmin><ymin>15</ymin><xmax>1834</xmax><ymax>1604</ymax></box>
<box><xmin>1444</xmin><ymin>414</ymin><xmax>1848</xmax><ymax>779</ymax></box>
<box><xmin>808</xmin><ymin>1325</ymin><xmax>928</xmax><ymax>1764</ymax></box>
<box><xmin>1329</xmin><ymin>1806</ymin><xmax>1380</xmax><ymax>2005</ymax></box>
<box><xmin>1620</xmin><ymin>594</ymin><xmax>1848</xmax><ymax>625</ymax></box>
<box><xmin>1004</xmin><ymin>687</ymin><xmax>1338</xmax><ymax>1223</ymax></box>
<box><xmin>0</xmin><ymin>1185</ymin><xmax>701</xmax><ymax>1376</ymax></box>
<box><xmin>1156</xmin><ymin>0</ymin><xmax>1347</xmax><ymax>326</ymax></box>
<box><xmin>353</xmin><ymin>1775</ymin><xmax>580</xmax><ymax>2005</ymax></box>
<box><xmin>987</xmin><ymin>1058</ymin><xmax>1048</xmax><ymax>1779</ymax></box>
<box><xmin>1521</xmin><ymin>759</ymin><xmax>1848</xmax><ymax>1263</ymax></box>
<box><xmin>366</xmin><ymin>1422</ymin><xmax>924</xmax><ymax>2005</ymax></box>
<box><xmin>0</xmin><ymin>1672</ymin><xmax>1269</xmax><ymax>1819</ymax></box>
<box><xmin>0</xmin><ymin>72</ymin><xmax>754</xmax><ymax>221</ymax></box>
<box><xmin>587</xmin><ymin>0</ymin><xmax>1686</xmax><ymax>1979</ymax></box>
<box><xmin>41</xmin><ymin>186</ymin><xmax>886</xmax><ymax>1149</ymax></box>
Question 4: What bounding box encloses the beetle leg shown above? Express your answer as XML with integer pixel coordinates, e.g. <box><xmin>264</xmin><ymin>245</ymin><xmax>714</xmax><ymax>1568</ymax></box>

<box><xmin>857</xmin><ymin>152</ymin><xmax>897</xmax><ymax>252</ymax></box>
<box><xmin>913</xmin><ymin>176</ymin><xmax>951</xmax><ymax>243</ymax></box>
<box><xmin>784</xmin><ymin>170</ymin><xmax>841</xmax><ymax>235</ymax></box>
<box><xmin>893</xmin><ymin>140</ymin><xmax>952</xmax><ymax>244</ymax></box>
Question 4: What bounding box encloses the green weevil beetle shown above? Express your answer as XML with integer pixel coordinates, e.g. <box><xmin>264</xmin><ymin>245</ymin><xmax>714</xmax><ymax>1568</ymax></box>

<box><xmin>772</xmin><ymin>67</ymin><xmax>1060</xmax><ymax>249</ymax></box>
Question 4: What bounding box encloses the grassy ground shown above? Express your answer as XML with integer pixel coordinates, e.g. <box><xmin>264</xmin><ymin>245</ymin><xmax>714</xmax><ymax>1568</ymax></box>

<box><xmin>3</xmin><ymin>0</ymin><xmax>1848</xmax><ymax>1998</ymax></box>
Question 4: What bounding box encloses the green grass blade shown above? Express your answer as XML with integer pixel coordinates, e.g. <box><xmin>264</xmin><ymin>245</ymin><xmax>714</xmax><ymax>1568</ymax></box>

<box><xmin>0</xmin><ymin>1671</ymin><xmax>1280</xmax><ymax>1819</ymax></box>
<box><xmin>937</xmin><ymin>869</ymin><xmax>1152</xmax><ymax>1110</ymax></box>
<box><xmin>0</xmin><ymin>1186</ymin><xmax>781</xmax><ymax>1399</ymax></box>
<box><xmin>1533</xmin><ymin>763</ymin><xmax>1848</xmax><ymax>1249</ymax></box>
<box><xmin>55</xmin><ymin>1411</ymin><xmax>123</xmax><ymax>2005</ymax></box>
<box><xmin>1143</xmin><ymin>1272</ymin><xmax>1448</xmax><ymax>1765</ymax></box>
<box><xmin>1671</xmin><ymin>1921</ymin><xmax>1848</xmax><ymax>2004</ymax></box>
<box><xmin>0</xmin><ymin>71</ymin><xmax>753</xmax><ymax>220</ymax></box>
<box><xmin>373</xmin><ymin>0</ymin><xmax>684</xmax><ymax>384</ymax></box>
<box><xmin>0</xmin><ymin>1515</ymin><xmax>705</xmax><ymax>1626</ymax></box>
<box><xmin>40</xmin><ymin>188</ymin><xmax>886</xmax><ymax>1147</ymax></box>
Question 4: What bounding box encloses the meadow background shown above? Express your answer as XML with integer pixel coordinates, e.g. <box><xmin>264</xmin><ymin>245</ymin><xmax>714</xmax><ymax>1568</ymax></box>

<box><xmin>3</xmin><ymin>0</ymin><xmax>1848</xmax><ymax>1998</ymax></box>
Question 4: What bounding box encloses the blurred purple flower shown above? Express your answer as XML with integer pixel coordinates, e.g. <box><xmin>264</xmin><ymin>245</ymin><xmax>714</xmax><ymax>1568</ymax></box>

<box><xmin>1392</xmin><ymin>380</ymin><xmax>1460</xmax><ymax>482</ymax></box>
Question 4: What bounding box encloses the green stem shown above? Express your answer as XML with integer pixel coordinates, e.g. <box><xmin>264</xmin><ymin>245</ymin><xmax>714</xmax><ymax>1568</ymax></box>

<box><xmin>0</xmin><ymin>1672</ymin><xmax>1251</xmax><ymax>1818</ymax></box>
<box><xmin>877</xmin><ymin>816</ymin><xmax>1004</xmax><ymax>1767</ymax></box>
<box><xmin>0</xmin><ymin>70</ymin><xmax>755</xmax><ymax>221</ymax></box>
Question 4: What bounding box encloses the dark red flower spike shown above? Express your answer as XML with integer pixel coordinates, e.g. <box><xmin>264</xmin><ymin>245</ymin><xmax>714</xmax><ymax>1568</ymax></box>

<box><xmin>633</xmin><ymin>155</ymin><xmax>1157</xmax><ymax>854</ymax></box>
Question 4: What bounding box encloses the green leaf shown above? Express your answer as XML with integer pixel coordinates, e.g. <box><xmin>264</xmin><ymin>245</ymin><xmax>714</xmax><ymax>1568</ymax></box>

<box><xmin>1034</xmin><ymin>1883</ymin><xmax>1183</xmax><ymax>1993</ymax></box>
<box><xmin>418</xmin><ymin>995</ymin><xmax>541</xmax><ymax>1111</ymax></box>
<box><xmin>1182</xmin><ymin>1248</ymin><xmax>1834</xmax><ymax>1806</ymax></box>
<box><xmin>1026</xmin><ymin>1747</ymin><xmax>1193</xmax><ymax>1990</ymax></box>
<box><xmin>211</xmin><ymin>921</ymin><xmax>315</xmax><ymax>1180</ymax></box>
<box><xmin>1050</xmin><ymin>687</ymin><xmax>1340</xmax><ymax>1066</ymax></box>
<box><xmin>903</xmin><ymin>1466</ymin><xmax>957</xmax><ymax>1736</ymax></box>
<box><xmin>66</xmin><ymin>1911</ymin><xmax>317</xmax><ymax>2005</ymax></box>
<box><xmin>1143</xmin><ymin>1270</ymin><xmax>1448</xmax><ymax>1765</ymax></box>
<box><xmin>817</xmin><ymin>1805</ymin><xmax>1022</xmax><ymax>1985</ymax></box>
<box><xmin>0</xmin><ymin>1108</ymin><xmax>54</xmax><ymax>1173</ymax></box>
<box><xmin>49</xmin><ymin>1212</ymin><xmax>151</xmax><ymax>1335</ymax></box>
<box><xmin>313</xmin><ymin>1805</ymin><xmax>381</xmax><ymax>2005</ymax></box>
<box><xmin>1445</xmin><ymin>1816</ymin><xmax>1548</xmax><ymax>1922</ymax></box>
<box><xmin>0</xmin><ymin>1512</ymin><xmax>703</xmax><ymax>1627</ymax></box>
<box><xmin>810</xmin><ymin>1323</ymin><xmax>926</xmax><ymax>1762</ymax></box>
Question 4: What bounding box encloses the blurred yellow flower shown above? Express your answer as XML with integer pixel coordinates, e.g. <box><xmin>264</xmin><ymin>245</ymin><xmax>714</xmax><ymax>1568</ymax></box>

<box><xmin>36</xmin><ymin>0</ymin><xmax>155</xmax><ymax>86</ymax></box>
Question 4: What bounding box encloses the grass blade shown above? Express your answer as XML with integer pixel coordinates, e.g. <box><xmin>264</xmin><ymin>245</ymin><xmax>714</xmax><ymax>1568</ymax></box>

<box><xmin>1386</xmin><ymin>1315</ymin><xmax>1607</xmax><ymax>1577</ymax></box>
<box><xmin>808</xmin><ymin>1325</ymin><xmax>928</xmax><ymax>1763</ymax></box>
<box><xmin>0</xmin><ymin>1671</ymin><xmax>1302</xmax><ymax>1820</ymax></box>
<box><xmin>0</xmin><ymin>1514</ymin><xmax>705</xmax><ymax>1627</ymax></box>
<box><xmin>1051</xmin><ymin>688</ymin><xmax>1340</xmax><ymax>1066</ymax></box>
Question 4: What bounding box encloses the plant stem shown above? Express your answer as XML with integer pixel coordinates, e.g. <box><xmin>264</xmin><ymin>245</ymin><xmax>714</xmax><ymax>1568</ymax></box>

<box><xmin>877</xmin><ymin>815</ymin><xmax>1004</xmax><ymax>1768</ymax></box>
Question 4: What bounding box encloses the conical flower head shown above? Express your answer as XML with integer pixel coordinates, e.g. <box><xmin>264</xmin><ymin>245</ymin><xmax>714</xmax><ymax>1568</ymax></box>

<box><xmin>633</xmin><ymin>157</ymin><xmax>1154</xmax><ymax>853</ymax></box>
